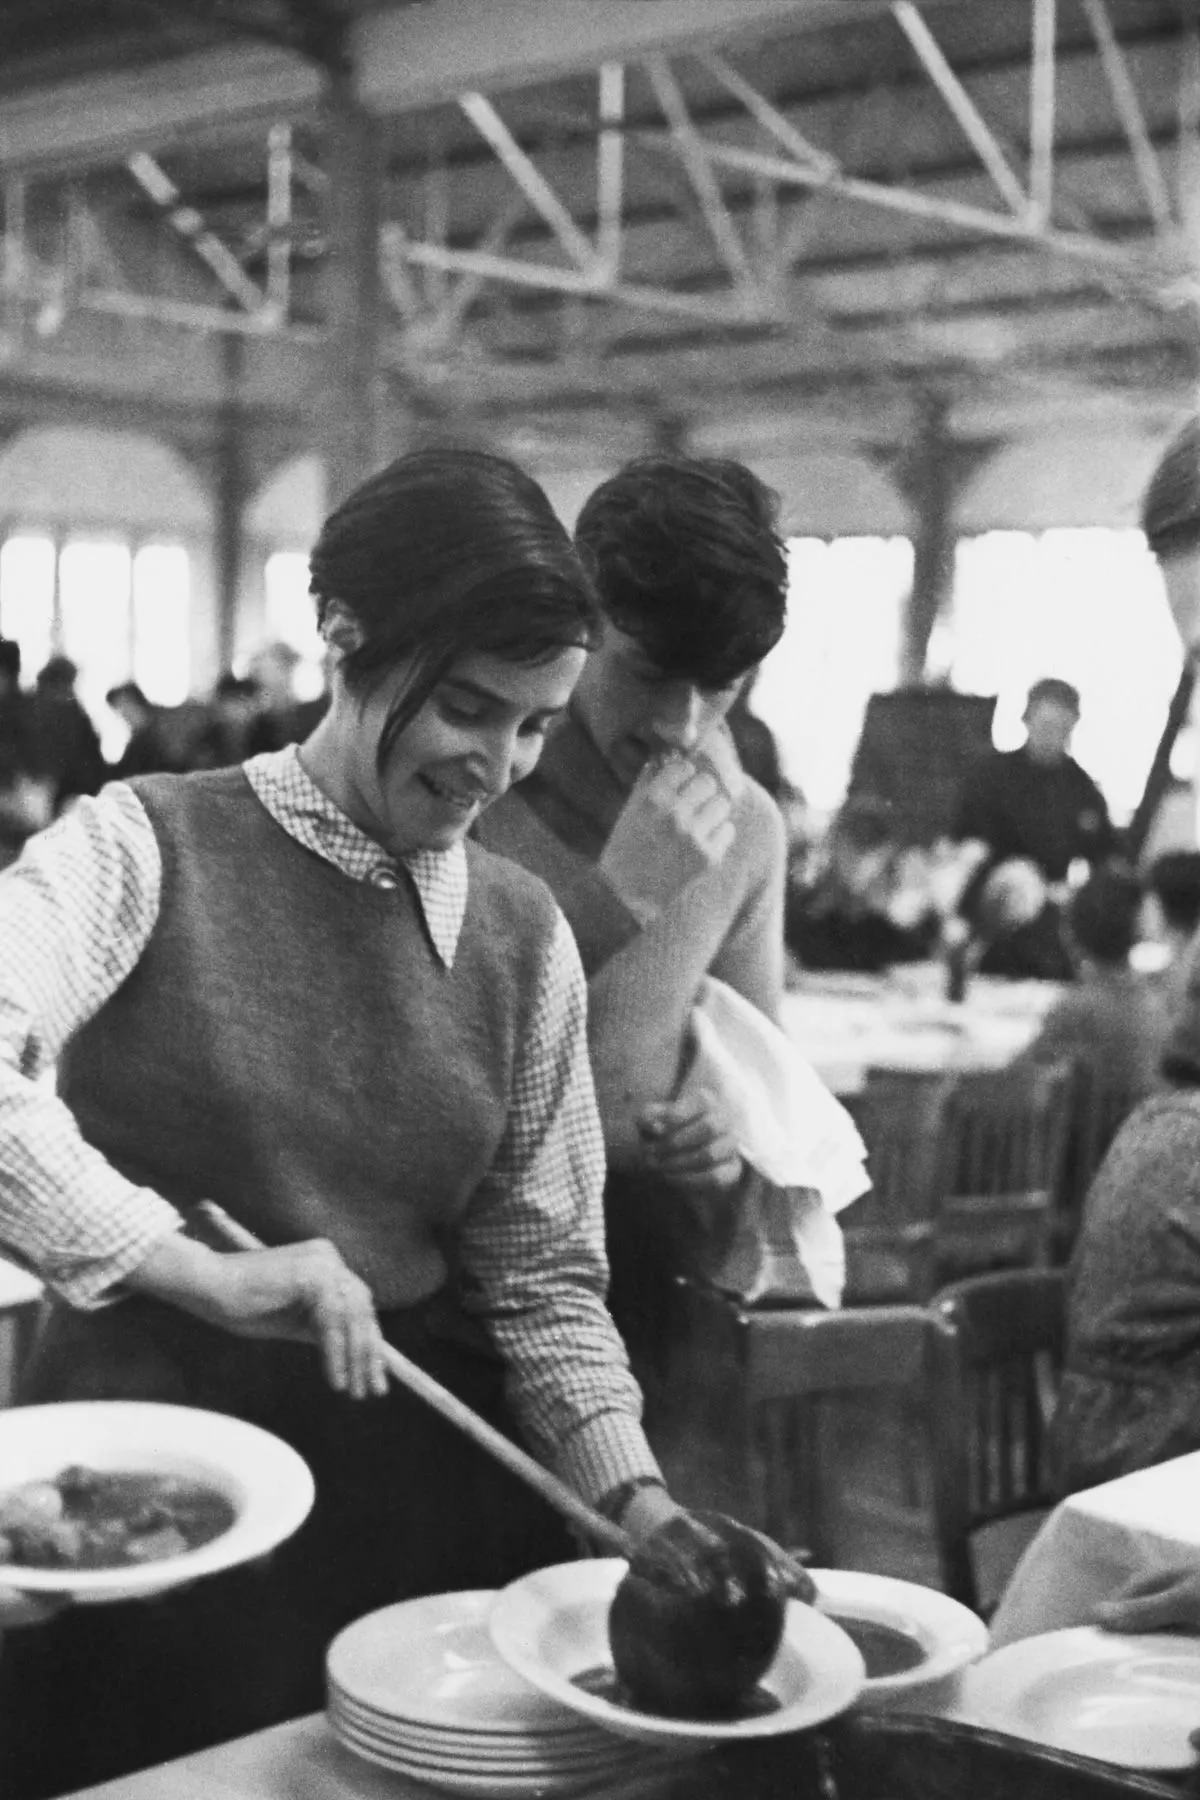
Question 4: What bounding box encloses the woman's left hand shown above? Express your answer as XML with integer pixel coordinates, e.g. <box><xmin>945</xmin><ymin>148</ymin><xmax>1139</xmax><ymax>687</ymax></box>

<box><xmin>1094</xmin><ymin>1567</ymin><xmax>1200</xmax><ymax>1635</ymax></box>
<box><xmin>636</xmin><ymin>1097</ymin><xmax>744</xmax><ymax>1197</ymax></box>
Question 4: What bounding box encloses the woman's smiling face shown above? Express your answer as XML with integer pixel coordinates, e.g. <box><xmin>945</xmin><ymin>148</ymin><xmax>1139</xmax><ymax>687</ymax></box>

<box><xmin>309</xmin><ymin>645</ymin><xmax>587</xmax><ymax>858</ymax></box>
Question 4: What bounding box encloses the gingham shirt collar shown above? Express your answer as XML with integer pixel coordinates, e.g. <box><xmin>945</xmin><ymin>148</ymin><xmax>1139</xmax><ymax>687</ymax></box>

<box><xmin>243</xmin><ymin>745</ymin><xmax>467</xmax><ymax>969</ymax></box>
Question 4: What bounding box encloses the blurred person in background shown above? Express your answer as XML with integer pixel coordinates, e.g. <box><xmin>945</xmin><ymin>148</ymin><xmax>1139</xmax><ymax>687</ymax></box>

<box><xmin>1144</xmin><ymin>849</ymin><xmax>1200</xmax><ymax>1019</ymax></box>
<box><xmin>30</xmin><ymin>655</ymin><xmax>105</xmax><ymax>811</ymax></box>
<box><xmin>1013</xmin><ymin>865</ymin><xmax>1169</xmax><ymax>1102</ymax></box>
<box><xmin>0</xmin><ymin>641</ymin><xmax>54</xmax><ymax>870</ymax></box>
<box><xmin>784</xmin><ymin>794</ymin><xmax>942</xmax><ymax>974</ymax></box>
<box><xmin>953</xmin><ymin>676</ymin><xmax>1116</xmax><ymax>980</ymax></box>
<box><xmin>106</xmin><ymin>682</ymin><xmax>187</xmax><ymax>779</ymax></box>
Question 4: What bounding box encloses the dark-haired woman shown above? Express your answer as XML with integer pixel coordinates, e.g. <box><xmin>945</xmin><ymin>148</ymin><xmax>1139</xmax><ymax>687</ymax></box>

<box><xmin>0</xmin><ymin>449</ymin><xmax>683</xmax><ymax>1797</ymax></box>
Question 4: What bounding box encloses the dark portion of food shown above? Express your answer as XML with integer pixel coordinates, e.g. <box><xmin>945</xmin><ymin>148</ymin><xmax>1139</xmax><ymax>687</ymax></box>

<box><xmin>574</xmin><ymin>1665</ymin><xmax>782</xmax><ymax>1720</ymax></box>
<box><xmin>0</xmin><ymin>1467</ymin><xmax>236</xmax><ymax>1569</ymax></box>
<box><xmin>828</xmin><ymin>1614</ymin><xmax>927</xmax><ymax>1680</ymax></box>
<box><xmin>608</xmin><ymin>1510</ymin><xmax>788</xmax><ymax>1719</ymax></box>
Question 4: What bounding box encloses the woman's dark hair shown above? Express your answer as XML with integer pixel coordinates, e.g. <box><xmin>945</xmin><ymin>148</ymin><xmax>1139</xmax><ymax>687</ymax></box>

<box><xmin>1142</xmin><ymin>416</ymin><xmax>1200</xmax><ymax>562</ymax></box>
<box><xmin>1066</xmin><ymin>866</ymin><xmax>1143</xmax><ymax>967</ymax></box>
<box><xmin>574</xmin><ymin>454</ymin><xmax>788</xmax><ymax>689</ymax></box>
<box><xmin>308</xmin><ymin>448</ymin><xmax>599</xmax><ymax>767</ymax></box>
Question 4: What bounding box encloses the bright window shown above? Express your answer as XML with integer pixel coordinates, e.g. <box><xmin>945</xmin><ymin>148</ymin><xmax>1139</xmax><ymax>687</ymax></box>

<box><xmin>0</xmin><ymin>536</ymin><xmax>55</xmax><ymax>674</ymax></box>
<box><xmin>948</xmin><ymin>529</ymin><xmax>1180</xmax><ymax>823</ymax></box>
<box><xmin>59</xmin><ymin>540</ymin><xmax>133</xmax><ymax>723</ymax></box>
<box><xmin>754</xmin><ymin>536</ymin><xmax>911</xmax><ymax>814</ymax></box>
<box><xmin>264</xmin><ymin>551</ymin><xmax>324</xmax><ymax>699</ymax></box>
<box><xmin>132</xmin><ymin>545</ymin><xmax>191</xmax><ymax>705</ymax></box>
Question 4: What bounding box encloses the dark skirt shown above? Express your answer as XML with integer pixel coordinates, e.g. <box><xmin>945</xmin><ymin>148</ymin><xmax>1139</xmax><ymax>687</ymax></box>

<box><xmin>0</xmin><ymin>1292</ymin><xmax>575</xmax><ymax>1798</ymax></box>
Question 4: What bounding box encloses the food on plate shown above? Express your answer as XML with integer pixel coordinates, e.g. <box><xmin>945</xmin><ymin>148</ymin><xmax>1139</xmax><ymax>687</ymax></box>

<box><xmin>0</xmin><ymin>1466</ymin><xmax>236</xmax><ymax>1569</ymax></box>
<box><xmin>608</xmin><ymin>1511</ymin><xmax>788</xmax><ymax>1718</ymax></box>
<box><xmin>826</xmin><ymin>1614</ymin><xmax>927</xmax><ymax>1680</ymax></box>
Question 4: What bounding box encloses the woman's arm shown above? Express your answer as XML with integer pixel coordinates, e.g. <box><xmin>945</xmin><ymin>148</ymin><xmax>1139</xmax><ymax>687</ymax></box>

<box><xmin>0</xmin><ymin>787</ymin><xmax>183</xmax><ymax>1301</ymax></box>
<box><xmin>455</xmin><ymin>912</ymin><xmax>666</xmax><ymax>1515</ymax></box>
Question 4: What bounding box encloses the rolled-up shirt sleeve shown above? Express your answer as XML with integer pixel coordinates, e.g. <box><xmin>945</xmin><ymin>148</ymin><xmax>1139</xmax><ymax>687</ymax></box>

<box><xmin>456</xmin><ymin>909</ymin><xmax>662</xmax><ymax>1508</ymax></box>
<box><xmin>0</xmin><ymin>785</ymin><xmax>185</xmax><ymax>1306</ymax></box>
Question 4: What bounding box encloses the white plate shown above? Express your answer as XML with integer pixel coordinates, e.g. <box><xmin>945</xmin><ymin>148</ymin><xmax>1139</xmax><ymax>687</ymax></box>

<box><xmin>327</xmin><ymin>1716</ymin><xmax>650</xmax><ymax>1781</ymax></box>
<box><xmin>327</xmin><ymin>1592</ymin><xmax>587</xmax><ymax>1734</ymax></box>
<box><xmin>489</xmin><ymin>1558</ymin><xmax>865</xmax><ymax>1748</ymax></box>
<box><xmin>329</xmin><ymin>1722</ymin><xmax>643</xmax><ymax>1797</ymax></box>
<box><xmin>810</xmin><ymin>1568</ymin><xmax>990</xmax><ymax>1696</ymax></box>
<box><xmin>326</xmin><ymin>1694</ymin><xmax>616</xmax><ymax>1763</ymax></box>
<box><xmin>960</xmin><ymin>1627</ymin><xmax>1200</xmax><ymax>1771</ymax></box>
<box><xmin>0</xmin><ymin>1401</ymin><xmax>313</xmax><ymax>1601</ymax></box>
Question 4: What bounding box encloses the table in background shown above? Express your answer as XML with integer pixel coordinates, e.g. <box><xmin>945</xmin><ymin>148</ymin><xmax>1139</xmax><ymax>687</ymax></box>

<box><xmin>989</xmin><ymin>1450</ymin><xmax>1200</xmax><ymax>1648</ymax></box>
<box><xmin>781</xmin><ymin>972</ymin><xmax>1063</xmax><ymax>1098</ymax></box>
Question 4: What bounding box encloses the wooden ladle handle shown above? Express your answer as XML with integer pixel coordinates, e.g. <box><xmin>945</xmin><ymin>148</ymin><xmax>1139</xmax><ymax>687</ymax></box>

<box><xmin>192</xmin><ymin>1202</ymin><xmax>634</xmax><ymax>1558</ymax></box>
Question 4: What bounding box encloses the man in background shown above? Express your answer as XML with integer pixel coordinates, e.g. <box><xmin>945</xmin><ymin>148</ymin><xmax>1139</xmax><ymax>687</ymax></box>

<box><xmin>476</xmin><ymin>455</ymin><xmax>820</xmax><ymax>1409</ymax></box>
<box><xmin>953</xmin><ymin>676</ymin><xmax>1116</xmax><ymax>979</ymax></box>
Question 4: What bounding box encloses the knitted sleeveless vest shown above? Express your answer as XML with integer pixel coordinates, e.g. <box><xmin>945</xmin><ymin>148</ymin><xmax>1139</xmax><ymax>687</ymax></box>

<box><xmin>59</xmin><ymin>769</ymin><xmax>559</xmax><ymax>1307</ymax></box>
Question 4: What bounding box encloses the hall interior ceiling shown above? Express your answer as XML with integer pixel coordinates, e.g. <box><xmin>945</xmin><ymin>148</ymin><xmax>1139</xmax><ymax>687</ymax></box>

<box><xmin>0</xmin><ymin>0</ymin><xmax>1195</xmax><ymax>480</ymax></box>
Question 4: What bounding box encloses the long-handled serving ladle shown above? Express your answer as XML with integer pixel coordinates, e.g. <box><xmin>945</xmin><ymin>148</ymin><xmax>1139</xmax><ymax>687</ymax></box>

<box><xmin>193</xmin><ymin>1201</ymin><xmax>634</xmax><ymax>1558</ymax></box>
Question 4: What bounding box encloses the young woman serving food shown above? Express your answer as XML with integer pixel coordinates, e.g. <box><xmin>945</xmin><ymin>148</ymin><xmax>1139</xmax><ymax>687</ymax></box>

<box><xmin>0</xmin><ymin>448</ymin><xmax>763</xmax><ymax>1798</ymax></box>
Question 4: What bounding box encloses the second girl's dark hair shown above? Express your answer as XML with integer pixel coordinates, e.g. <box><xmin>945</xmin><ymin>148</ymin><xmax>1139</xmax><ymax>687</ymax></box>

<box><xmin>309</xmin><ymin>448</ymin><xmax>599</xmax><ymax>767</ymax></box>
<box><xmin>574</xmin><ymin>454</ymin><xmax>788</xmax><ymax>689</ymax></box>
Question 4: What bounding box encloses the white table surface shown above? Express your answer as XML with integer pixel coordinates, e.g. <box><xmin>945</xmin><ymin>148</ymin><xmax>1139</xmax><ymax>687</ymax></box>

<box><xmin>780</xmin><ymin>974</ymin><xmax>1061</xmax><ymax>1096</ymax></box>
<box><xmin>988</xmin><ymin>1450</ymin><xmax>1200</xmax><ymax>1648</ymax></box>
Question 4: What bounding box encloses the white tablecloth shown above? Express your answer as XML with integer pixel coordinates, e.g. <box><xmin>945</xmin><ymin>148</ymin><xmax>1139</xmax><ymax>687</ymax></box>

<box><xmin>780</xmin><ymin>975</ymin><xmax>1061</xmax><ymax>1096</ymax></box>
<box><xmin>988</xmin><ymin>1451</ymin><xmax>1200</xmax><ymax>1648</ymax></box>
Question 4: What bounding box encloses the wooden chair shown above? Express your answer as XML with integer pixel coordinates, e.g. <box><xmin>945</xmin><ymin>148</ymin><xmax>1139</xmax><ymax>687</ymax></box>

<box><xmin>654</xmin><ymin>1280</ymin><xmax>933</xmax><ymax>1560</ymax></box>
<box><xmin>925</xmin><ymin>1266</ymin><xmax>1067</xmax><ymax>1614</ymax></box>
<box><xmin>847</xmin><ymin>1059</ymin><xmax>1077</xmax><ymax>1303</ymax></box>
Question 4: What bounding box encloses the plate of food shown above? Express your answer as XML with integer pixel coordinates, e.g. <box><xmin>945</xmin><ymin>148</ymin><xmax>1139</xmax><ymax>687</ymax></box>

<box><xmin>489</xmin><ymin>1552</ymin><xmax>864</xmax><ymax>1749</ymax></box>
<box><xmin>809</xmin><ymin>1569</ymin><xmax>990</xmax><ymax>1698</ymax></box>
<box><xmin>0</xmin><ymin>1400</ymin><xmax>314</xmax><ymax>1601</ymax></box>
<box><xmin>959</xmin><ymin>1627</ymin><xmax>1200</xmax><ymax>1772</ymax></box>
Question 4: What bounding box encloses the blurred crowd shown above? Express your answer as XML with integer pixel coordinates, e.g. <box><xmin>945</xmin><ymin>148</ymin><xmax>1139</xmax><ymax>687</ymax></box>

<box><xmin>0</xmin><ymin>640</ymin><xmax>326</xmax><ymax>871</ymax></box>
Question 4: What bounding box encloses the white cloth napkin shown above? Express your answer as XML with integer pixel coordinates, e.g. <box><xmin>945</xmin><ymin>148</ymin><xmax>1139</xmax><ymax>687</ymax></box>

<box><xmin>677</xmin><ymin>977</ymin><xmax>870</xmax><ymax>1308</ymax></box>
<box><xmin>682</xmin><ymin>977</ymin><xmax>869</xmax><ymax>1210</ymax></box>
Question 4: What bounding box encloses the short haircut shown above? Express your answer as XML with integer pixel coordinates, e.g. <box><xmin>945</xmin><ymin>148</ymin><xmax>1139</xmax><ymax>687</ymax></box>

<box><xmin>1025</xmin><ymin>676</ymin><xmax>1080</xmax><ymax>715</ymax></box>
<box><xmin>1142</xmin><ymin>416</ymin><xmax>1200</xmax><ymax>562</ymax></box>
<box><xmin>309</xmin><ymin>447</ymin><xmax>599</xmax><ymax>769</ymax></box>
<box><xmin>106</xmin><ymin>680</ymin><xmax>150</xmax><ymax>710</ymax></box>
<box><xmin>1066</xmin><ymin>866</ymin><xmax>1142</xmax><ymax>966</ymax></box>
<box><xmin>574</xmin><ymin>454</ymin><xmax>788</xmax><ymax>689</ymax></box>
<box><xmin>1149</xmin><ymin>850</ymin><xmax>1200</xmax><ymax>936</ymax></box>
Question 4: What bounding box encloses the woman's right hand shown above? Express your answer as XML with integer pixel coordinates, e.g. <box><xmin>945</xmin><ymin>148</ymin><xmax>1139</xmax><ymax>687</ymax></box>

<box><xmin>127</xmin><ymin>1233</ymin><xmax>389</xmax><ymax>1400</ymax></box>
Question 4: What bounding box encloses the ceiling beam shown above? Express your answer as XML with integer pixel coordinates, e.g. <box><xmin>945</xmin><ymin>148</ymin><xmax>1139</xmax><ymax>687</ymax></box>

<box><xmin>0</xmin><ymin>0</ymin><xmax>933</xmax><ymax>177</ymax></box>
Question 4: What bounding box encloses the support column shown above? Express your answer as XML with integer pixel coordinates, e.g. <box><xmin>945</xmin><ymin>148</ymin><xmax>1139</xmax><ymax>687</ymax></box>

<box><xmin>319</xmin><ymin>59</ymin><xmax>385</xmax><ymax>509</ymax></box>
<box><xmin>872</xmin><ymin>395</ymin><xmax>1002</xmax><ymax>685</ymax></box>
<box><xmin>214</xmin><ymin>327</ymin><xmax>247</xmax><ymax>673</ymax></box>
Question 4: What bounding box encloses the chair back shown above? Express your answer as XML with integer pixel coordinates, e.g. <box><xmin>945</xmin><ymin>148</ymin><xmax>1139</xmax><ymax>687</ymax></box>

<box><xmin>819</xmin><ymin>1707</ymin><xmax>1183</xmax><ymax>1800</ymax></box>
<box><xmin>930</xmin><ymin>1058</ymin><xmax>1077</xmax><ymax>1285</ymax></box>
<box><xmin>926</xmin><ymin>1266</ymin><xmax>1067</xmax><ymax>1612</ymax></box>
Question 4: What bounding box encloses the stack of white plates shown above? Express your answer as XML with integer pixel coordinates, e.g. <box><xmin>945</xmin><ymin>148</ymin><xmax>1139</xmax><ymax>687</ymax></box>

<box><xmin>326</xmin><ymin>1591</ymin><xmax>665</xmax><ymax>1797</ymax></box>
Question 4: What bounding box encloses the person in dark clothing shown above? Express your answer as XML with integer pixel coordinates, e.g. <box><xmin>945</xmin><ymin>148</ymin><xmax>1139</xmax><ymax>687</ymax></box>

<box><xmin>106</xmin><ymin>682</ymin><xmax>187</xmax><ymax>779</ymax></box>
<box><xmin>30</xmin><ymin>655</ymin><xmax>106</xmax><ymax>809</ymax></box>
<box><xmin>954</xmin><ymin>677</ymin><xmax>1116</xmax><ymax>980</ymax></box>
<box><xmin>0</xmin><ymin>640</ymin><xmax>55</xmax><ymax>868</ymax></box>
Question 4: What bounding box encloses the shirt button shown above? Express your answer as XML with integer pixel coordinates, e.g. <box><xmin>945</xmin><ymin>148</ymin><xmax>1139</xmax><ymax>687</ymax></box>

<box><xmin>369</xmin><ymin>864</ymin><xmax>401</xmax><ymax>890</ymax></box>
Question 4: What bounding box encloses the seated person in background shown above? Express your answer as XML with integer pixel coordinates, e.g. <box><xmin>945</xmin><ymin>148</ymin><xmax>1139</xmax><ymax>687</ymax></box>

<box><xmin>1144</xmin><ymin>849</ymin><xmax>1200</xmax><ymax>1019</ymax></box>
<box><xmin>107</xmin><ymin>682</ymin><xmax>188</xmax><ymax>779</ymax></box>
<box><xmin>30</xmin><ymin>655</ymin><xmax>106</xmax><ymax>811</ymax></box>
<box><xmin>785</xmin><ymin>795</ymin><xmax>941</xmax><ymax>973</ymax></box>
<box><xmin>954</xmin><ymin>677</ymin><xmax>1116</xmax><ymax>981</ymax></box>
<box><xmin>1050</xmin><ymin>1083</ymin><xmax>1200</xmax><ymax>1496</ymax></box>
<box><xmin>477</xmin><ymin>455</ymin><xmax>864</xmax><ymax>1411</ymax></box>
<box><xmin>1012</xmin><ymin>866</ymin><xmax>1171</xmax><ymax>1103</ymax></box>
